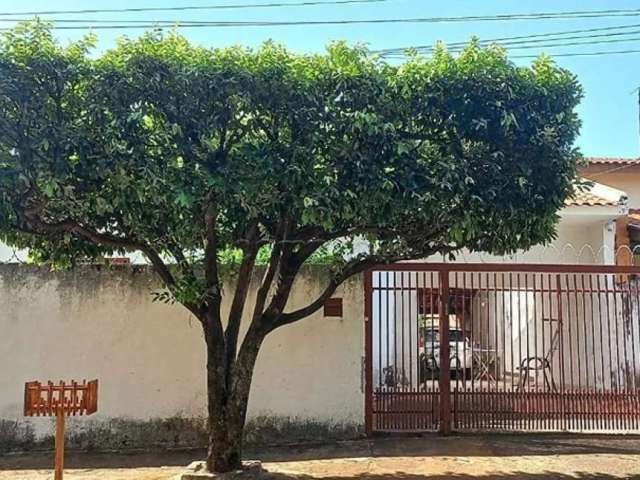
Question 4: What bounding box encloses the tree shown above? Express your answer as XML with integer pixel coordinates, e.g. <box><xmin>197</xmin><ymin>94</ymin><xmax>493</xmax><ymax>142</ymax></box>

<box><xmin>0</xmin><ymin>22</ymin><xmax>582</xmax><ymax>473</ymax></box>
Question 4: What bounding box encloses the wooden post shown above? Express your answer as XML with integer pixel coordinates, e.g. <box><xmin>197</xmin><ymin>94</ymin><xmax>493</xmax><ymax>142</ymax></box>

<box><xmin>54</xmin><ymin>406</ymin><xmax>65</xmax><ymax>480</ymax></box>
<box><xmin>24</xmin><ymin>379</ymin><xmax>98</xmax><ymax>480</ymax></box>
<box><xmin>439</xmin><ymin>269</ymin><xmax>452</xmax><ymax>435</ymax></box>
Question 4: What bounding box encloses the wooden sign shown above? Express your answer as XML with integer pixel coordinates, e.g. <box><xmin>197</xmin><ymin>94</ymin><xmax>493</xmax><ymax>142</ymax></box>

<box><xmin>24</xmin><ymin>380</ymin><xmax>98</xmax><ymax>480</ymax></box>
<box><xmin>24</xmin><ymin>379</ymin><xmax>98</xmax><ymax>416</ymax></box>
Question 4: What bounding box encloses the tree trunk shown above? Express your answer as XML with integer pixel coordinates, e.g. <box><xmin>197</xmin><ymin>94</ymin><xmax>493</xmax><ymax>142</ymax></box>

<box><xmin>207</xmin><ymin>401</ymin><xmax>244</xmax><ymax>473</ymax></box>
<box><xmin>205</xmin><ymin>324</ymin><xmax>264</xmax><ymax>473</ymax></box>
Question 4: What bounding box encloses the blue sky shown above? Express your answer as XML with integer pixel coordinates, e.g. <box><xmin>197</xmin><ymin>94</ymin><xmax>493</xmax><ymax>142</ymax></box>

<box><xmin>6</xmin><ymin>0</ymin><xmax>640</xmax><ymax>158</ymax></box>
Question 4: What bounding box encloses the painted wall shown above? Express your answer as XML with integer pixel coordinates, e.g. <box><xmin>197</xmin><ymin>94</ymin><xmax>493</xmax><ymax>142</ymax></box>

<box><xmin>431</xmin><ymin>218</ymin><xmax>617</xmax><ymax>265</ymax></box>
<box><xmin>0</xmin><ymin>265</ymin><xmax>365</xmax><ymax>450</ymax></box>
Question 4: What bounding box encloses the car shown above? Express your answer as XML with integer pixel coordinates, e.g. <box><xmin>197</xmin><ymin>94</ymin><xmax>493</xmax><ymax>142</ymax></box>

<box><xmin>418</xmin><ymin>314</ymin><xmax>473</xmax><ymax>381</ymax></box>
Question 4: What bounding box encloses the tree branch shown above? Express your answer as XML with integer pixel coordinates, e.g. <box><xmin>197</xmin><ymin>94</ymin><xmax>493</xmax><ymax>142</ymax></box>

<box><xmin>16</xmin><ymin>202</ymin><xmax>203</xmax><ymax>317</ymax></box>
<box><xmin>261</xmin><ymin>239</ymin><xmax>324</xmax><ymax>322</ymax></box>
<box><xmin>166</xmin><ymin>242</ymin><xmax>196</xmax><ymax>283</ymax></box>
<box><xmin>250</xmin><ymin>219</ymin><xmax>288</xmax><ymax>324</ymax></box>
<box><xmin>26</xmin><ymin>210</ymin><xmax>176</xmax><ymax>278</ymax></box>
<box><xmin>274</xmin><ymin>246</ymin><xmax>457</xmax><ymax>329</ymax></box>
<box><xmin>202</xmin><ymin>191</ymin><xmax>224</xmax><ymax>340</ymax></box>
<box><xmin>273</xmin><ymin>255</ymin><xmax>379</xmax><ymax>329</ymax></box>
<box><xmin>224</xmin><ymin>222</ymin><xmax>260</xmax><ymax>373</ymax></box>
<box><xmin>203</xmin><ymin>193</ymin><xmax>219</xmax><ymax>290</ymax></box>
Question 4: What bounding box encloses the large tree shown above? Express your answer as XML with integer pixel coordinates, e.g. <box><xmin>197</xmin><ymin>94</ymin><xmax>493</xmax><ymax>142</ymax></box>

<box><xmin>0</xmin><ymin>23</ymin><xmax>582</xmax><ymax>473</ymax></box>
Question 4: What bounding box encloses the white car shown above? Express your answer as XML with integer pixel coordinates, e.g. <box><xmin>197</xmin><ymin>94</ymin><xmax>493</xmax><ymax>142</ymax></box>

<box><xmin>419</xmin><ymin>315</ymin><xmax>473</xmax><ymax>380</ymax></box>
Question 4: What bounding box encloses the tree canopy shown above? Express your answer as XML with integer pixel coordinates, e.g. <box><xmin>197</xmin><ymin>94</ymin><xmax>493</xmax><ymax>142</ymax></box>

<box><xmin>0</xmin><ymin>23</ymin><xmax>581</xmax><ymax>285</ymax></box>
<box><xmin>0</xmin><ymin>22</ymin><xmax>583</xmax><ymax>472</ymax></box>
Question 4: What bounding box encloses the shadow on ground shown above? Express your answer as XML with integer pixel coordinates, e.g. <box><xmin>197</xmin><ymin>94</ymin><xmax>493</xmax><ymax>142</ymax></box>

<box><xmin>262</xmin><ymin>473</ymin><xmax>638</xmax><ymax>479</ymax></box>
<box><xmin>1</xmin><ymin>433</ymin><xmax>640</xmax><ymax>472</ymax></box>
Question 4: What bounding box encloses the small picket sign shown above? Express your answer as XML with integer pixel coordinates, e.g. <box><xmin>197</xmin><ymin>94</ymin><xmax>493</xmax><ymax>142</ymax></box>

<box><xmin>24</xmin><ymin>379</ymin><xmax>98</xmax><ymax>480</ymax></box>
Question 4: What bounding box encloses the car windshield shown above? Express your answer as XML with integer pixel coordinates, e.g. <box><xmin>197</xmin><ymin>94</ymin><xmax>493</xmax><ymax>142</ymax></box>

<box><xmin>424</xmin><ymin>329</ymin><xmax>466</xmax><ymax>343</ymax></box>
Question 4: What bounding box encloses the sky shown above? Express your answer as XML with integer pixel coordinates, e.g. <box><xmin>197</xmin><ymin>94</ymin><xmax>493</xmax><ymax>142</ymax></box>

<box><xmin>5</xmin><ymin>0</ymin><xmax>640</xmax><ymax>158</ymax></box>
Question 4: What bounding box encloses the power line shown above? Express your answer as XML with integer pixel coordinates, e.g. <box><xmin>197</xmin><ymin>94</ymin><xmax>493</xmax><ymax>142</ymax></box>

<box><xmin>14</xmin><ymin>6</ymin><xmax>640</xmax><ymax>20</ymax></box>
<box><xmin>381</xmin><ymin>48</ymin><xmax>640</xmax><ymax>59</ymax></box>
<box><xmin>390</xmin><ymin>33</ymin><xmax>640</xmax><ymax>54</ymax></box>
<box><xmin>0</xmin><ymin>0</ymin><xmax>390</xmax><ymax>16</ymax></box>
<box><xmin>468</xmin><ymin>28</ymin><xmax>640</xmax><ymax>50</ymax></box>
<box><xmin>0</xmin><ymin>17</ymin><xmax>394</xmax><ymax>24</ymax></box>
<box><xmin>3</xmin><ymin>5</ymin><xmax>640</xmax><ymax>61</ymax></box>
<box><xmin>510</xmin><ymin>48</ymin><xmax>640</xmax><ymax>59</ymax></box>
<box><xmin>6</xmin><ymin>17</ymin><xmax>640</xmax><ymax>31</ymax></box>
<box><xmin>495</xmin><ymin>34</ymin><xmax>640</xmax><ymax>51</ymax></box>
<box><xmin>379</xmin><ymin>42</ymin><xmax>640</xmax><ymax>60</ymax></box>
<box><xmin>7</xmin><ymin>8</ymin><xmax>640</xmax><ymax>30</ymax></box>
<box><xmin>375</xmin><ymin>23</ymin><xmax>640</xmax><ymax>55</ymax></box>
<box><xmin>8</xmin><ymin>12</ymin><xmax>640</xmax><ymax>57</ymax></box>
<box><xmin>384</xmin><ymin>34</ymin><xmax>640</xmax><ymax>58</ymax></box>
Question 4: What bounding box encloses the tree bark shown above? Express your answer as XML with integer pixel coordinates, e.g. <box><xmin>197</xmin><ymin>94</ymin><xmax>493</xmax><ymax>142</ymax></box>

<box><xmin>206</xmin><ymin>388</ymin><xmax>244</xmax><ymax>473</ymax></box>
<box><xmin>204</xmin><ymin>321</ymin><xmax>265</xmax><ymax>473</ymax></box>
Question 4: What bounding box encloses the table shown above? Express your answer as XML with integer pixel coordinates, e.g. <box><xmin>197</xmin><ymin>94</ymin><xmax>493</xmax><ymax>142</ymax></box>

<box><xmin>473</xmin><ymin>347</ymin><xmax>498</xmax><ymax>382</ymax></box>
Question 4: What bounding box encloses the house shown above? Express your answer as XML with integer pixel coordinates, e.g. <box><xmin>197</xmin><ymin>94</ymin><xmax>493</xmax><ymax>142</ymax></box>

<box><xmin>445</xmin><ymin>157</ymin><xmax>633</xmax><ymax>265</ymax></box>
<box><xmin>2</xmin><ymin>157</ymin><xmax>640</xmax><ymax>451</ymax></box>
<box><xmin>580</xmin><ymin>157</ymin><xmax>640</xmax><ymax>266</ymax></box>
<box><xmin>369</xmin><ymin>157</ymin><xmax>640</xmax><ymax>432</ymax></box>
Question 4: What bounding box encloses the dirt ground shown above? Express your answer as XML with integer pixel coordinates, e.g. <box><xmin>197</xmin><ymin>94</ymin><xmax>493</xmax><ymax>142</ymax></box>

<box><xmin>2</xmin><ymin>434</ymin><xmax>640</xmax><ymax>479</ymax></box>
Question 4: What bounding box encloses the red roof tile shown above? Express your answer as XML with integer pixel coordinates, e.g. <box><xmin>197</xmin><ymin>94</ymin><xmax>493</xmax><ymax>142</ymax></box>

<box><xmin>585</xmin><ymin>157</ymin><xmax>639</xmax><ymax>165</ymax></box>
<box><xmin>565</xmin><ymin>180</ymin><xmax>627</xmax><ymax>207</ymax></box>
<box><xmin>566</xmin><ymin>189</ymin><xmax>619</xmax><ymax>207</ymax></box>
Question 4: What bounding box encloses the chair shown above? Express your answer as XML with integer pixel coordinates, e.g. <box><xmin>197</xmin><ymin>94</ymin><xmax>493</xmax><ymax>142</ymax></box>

<box><xmin>383</xmin><ymin>365</ymin><xmax>409</xmax><ymax>388</ymax></box>
<box><xmin>516</xmin><ymin>319</ymin><xmax>561</xmax><ymax>392</ymax></box>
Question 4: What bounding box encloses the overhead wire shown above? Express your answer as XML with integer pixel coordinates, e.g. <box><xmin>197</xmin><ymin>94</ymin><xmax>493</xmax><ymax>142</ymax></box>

<box><xmin>0</xmin><ymin>0</ymin><xmax>390</xmax><ymax>16</ymax></box>
<box><xmin>1</xmin><ymin>4</ymin><xmax>640</xmax><ymax>60</ymax></box>
<box><xmin>510</xmin><ymin>48</ymin><xmax>640</xmax><ymax>58</ymax></box>
<box><xmin>8</xmin><ymin>7</ymin><xmax>640</xmax><ymax>30</ymax></box>
<box><xmin>375</xmin><ymin>23</ymin><xmax>640</xmax><ymax>55</ymax></box>
<box><xmin>371</xmin><ymin>21</ymin><xmax>640</xmax><ymax>60</ymax></box>
<box><xmin>380</xmin><ymin>48</ymin><xmax>640</xmax><ymax>59</ymax></box>
<box><xmin>381</xmin><ymin>35</ymin><xmax>640</xmax><ymax>59</ymax></box>
<box><xmin>492</xmin><ymin>35</ymin><xmax>640</xmax><ymax>51</ymax></box>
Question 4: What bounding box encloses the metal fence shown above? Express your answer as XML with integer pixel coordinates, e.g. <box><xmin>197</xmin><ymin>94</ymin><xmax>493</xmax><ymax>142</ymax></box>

<box><xmin>364</xmin><ymin>263</ymin><xmax>640</xmax><ymax>434</ymax></box>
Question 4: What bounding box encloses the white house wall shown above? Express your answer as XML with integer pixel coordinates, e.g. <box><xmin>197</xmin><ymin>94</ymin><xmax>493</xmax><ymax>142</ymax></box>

<box><xmin>435</xmin><ymin>220</ymin><xmax>616</xmax><ymax>265</ymax></box>
<box><xmin>468</xmin><ymin>274</ymin><xmax>640</xmax><ymax>391</ymax></box>
<box><xmin>0</xmin><ymin>265</ymin><xmax>365</xmax><ymax>450</ymax></box>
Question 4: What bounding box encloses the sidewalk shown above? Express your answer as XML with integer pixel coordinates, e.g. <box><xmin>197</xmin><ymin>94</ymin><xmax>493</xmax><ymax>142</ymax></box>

<box><xmin>1</xmin><ymin>433</ymin><xmax>640</xmax><ymax>479</ymax></box>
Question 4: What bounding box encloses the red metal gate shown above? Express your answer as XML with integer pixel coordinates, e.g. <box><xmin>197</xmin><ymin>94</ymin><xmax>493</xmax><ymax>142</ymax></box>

<box><xmin>365</xmin><ymin>263</ymin><xmax>640</xmax><ymax>434</ymax></box>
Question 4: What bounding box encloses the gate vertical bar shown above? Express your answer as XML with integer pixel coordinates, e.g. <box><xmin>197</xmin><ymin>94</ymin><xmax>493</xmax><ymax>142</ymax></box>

<box><xmin>364</xmin><ymin>269</ymin><xmax>373</xmax><ymax>436</ymax></box>
<box><xmin>631</xmin><ymin>278</ymin><xmax>639</xmax><ymax>393</ymax></box>
<box><xmin>429</xmin><ymin>272</ymin><xmax>436</xmax><ymax>429</ymax></box>
<box><xmin>365</xmin><ymin>262</ymin><xmax>640</xmax><ymax>434</ymax></box>
<box><xmin>439</xmin><ymin>267</ymin><xmax>452</xmax><ymax>435</ymax></box>
<box><xmin>556</xmin><ymin>274</ymin><xmax>566</xmax><ymax>432</ymax></box>
<box><xmin>384</xmin><ymin>271</ymin><xmax>390</xmax><ymax>431</ymax></box>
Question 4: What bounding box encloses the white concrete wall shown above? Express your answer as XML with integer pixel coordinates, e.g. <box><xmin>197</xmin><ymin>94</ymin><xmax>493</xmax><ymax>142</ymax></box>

<box><xmin>446</xmin><ymin>219</ymin><xmax>617</xmax><ymax>265</ymax></box>
<box><xmin>0</xmin><ymin>265</ymin><xmax>365</xmax><ymax>445</ymax></box>
<box><xmin>0</xmin><ymin>200</ymin><xmax>631</xmax><ymax>447</ymax></box>
<box><xmin>467</xmin><ymin>274</ymin><xmax>640</xmax><ymax>391</ymax></box>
